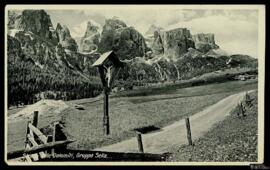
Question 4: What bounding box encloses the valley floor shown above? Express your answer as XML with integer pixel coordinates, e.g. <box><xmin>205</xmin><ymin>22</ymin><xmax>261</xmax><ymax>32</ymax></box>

<box><xmin>61</xmin><ymin>79</ymin><xmax>257</xmax><ymax>151</ymax></box>
<box><xmin>7</xmin><ymin>79</ymin><xmax>257</xmax><ymax>154</ymax></box>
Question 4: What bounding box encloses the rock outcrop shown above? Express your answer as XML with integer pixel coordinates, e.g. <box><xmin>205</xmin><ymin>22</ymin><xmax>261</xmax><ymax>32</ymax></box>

<box><xmin>55</xmin><ymin>23</ymin><xmax>78</xmax><ymax>52</ymax></box>
<box><xmin>192</xmin><ymin>33</ymin><xmax>219</xmax><ymax>53</ymax></box>
<box><xmin>98</xmin><ymin>18</ymin><xmax>149</xmax><ymax>60</ymax></box>
<box><xmin>160</xmin><ymin>28</ymin><xmax>195</xmax><ymax>59</ymax></box>
<box><xmin>145</xmin><ymin>24</ymin><xmax>163</xmax><ymax>36</ymax></box>
<box><xmin>7</xmin><ymin>10</ymin><xmax>85</xmax><ymax>72</ymax></box>
<box><xmin>150</xmin><ymin>31</ymin><xmax>164</xmax><ymax>55</ymax></box>
<box><xmin>9</xmin><ymin>10</ymin><xmax>58</xmax><ymax>44</ymax></box>
<box><xmin>79</xmin><ymin>21</ymin><xmax>100</xmax><ymax>53</ymax></box>
<box><xmin>183</xmin><ymin>48</ymin><xmax>203</xmax><ymax>58</ymax></box>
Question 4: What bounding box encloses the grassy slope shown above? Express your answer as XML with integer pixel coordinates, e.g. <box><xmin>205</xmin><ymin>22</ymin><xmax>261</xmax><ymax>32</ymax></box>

<box><xmin>62</xmin><ymin>79</ymin><xmax>257</xmax><ymax>150</ymax></box>
<box><xmin>167</xmin><ymin>90</ymin><xmax>258</xmax><ymax>162</ymax></box>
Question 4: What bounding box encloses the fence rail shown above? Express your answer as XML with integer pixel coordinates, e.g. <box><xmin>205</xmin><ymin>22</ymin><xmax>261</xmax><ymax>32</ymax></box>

<box><xmin>7</xmin><ymin>111</ymin><xmax>75</xmax><ymax>161</ymax></box>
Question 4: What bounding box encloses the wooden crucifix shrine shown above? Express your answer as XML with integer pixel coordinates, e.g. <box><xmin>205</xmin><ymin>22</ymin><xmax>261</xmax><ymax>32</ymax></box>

<box><xmin>92</xmin><ymin>51</ymin><xmax>124</xmax><ymax>135</ymax></box>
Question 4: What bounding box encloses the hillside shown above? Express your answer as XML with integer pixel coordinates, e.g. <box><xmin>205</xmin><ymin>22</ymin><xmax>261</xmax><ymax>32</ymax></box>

<box><xmin>7</xmin><ymin>10</ymin><xmax>103</xmax><ymax>107</ymax></box>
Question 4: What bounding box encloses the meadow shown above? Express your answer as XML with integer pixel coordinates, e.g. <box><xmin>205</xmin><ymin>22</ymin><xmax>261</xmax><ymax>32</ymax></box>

<box><xmin>62</xmin><ymin>79</ymin><xmax>257</xmax><ymax>150</ymax></box>
<box><xmin>7</xmin><ymin>78</ymin><xmax>257</xmax><ymax>152</ymax></box>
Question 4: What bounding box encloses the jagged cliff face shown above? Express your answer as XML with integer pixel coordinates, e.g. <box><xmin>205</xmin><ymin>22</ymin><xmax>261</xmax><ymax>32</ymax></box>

<box><xmin>79</xmin><ymin>21</ymin><xmax>100</xmax><ymax>53</ymax></box>
<box><xmin>160</xmin><ymin>28</ymin><xmax>195</xmax><ymax>59</ymax></box>
<box><xmin>146</xmin><ymin>27</ymin><xmax>196</xmax><ymax>59</ymax></box>
<box><xmin>150</xmin><ymin>31</ymin><xmax>164</xmax><ymax>55</ymax></box>
<box><xmin>145</xmin><ymin>25</ymin><xmax>220</xmax><ymax>59</ymax></box>
<box><xmin>7</xmin><ymin>10</ymin><xmax>102</xmax><ymax>106</ymax></box>
<box><xmin>192</xmin><ymin>33</ymin><xmax>219</xmax><ymax>53</ymax></box>
<box><xmin>98</xmin><ymin>18</ymin><xmax>149</xmax><ymax>60</ymax></box>
<box><xmin>9</xmin><ymin>10</ymin><xmax>58</xmax><ymax>44</ymax></box>
<box><xmin>7</xmin><ymin>10</ymin><xmax>93</xmax><ymax>73</ymax></box>
<box><xmin>55</xmin><ymin>23</ymin><xmax>78</xmax><ymax>52</ymax></box>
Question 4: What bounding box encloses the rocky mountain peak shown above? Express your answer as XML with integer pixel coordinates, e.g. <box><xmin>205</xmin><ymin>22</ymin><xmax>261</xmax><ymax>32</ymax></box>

<box><xmin>13</xmin><ymin>10</ymin><xmax>54</xmax><ymax>40</ymax></box>
<box><xmin>160</xmin><ymin>28</ymin><xmax>195</xmax><ymax>59</ymax></box>
<box><xmin>56</xmin><ymin>24</ymin><xmax>71</xmax><ymax>37</ymax></box>
<box><xmin>55</xmin><ymin>23</ymin><xmax>78</xmax><ymax>52</ymax></box>
<box><xmin>150</xmin><ymin>30</ymin><xmax>164</xmax><ymax>55</ymax></box>
<box><xmin>83</xmin><ymin>21</ymin><xmax>100</xmax><ymax>38</ymax></box>
<box><xmin>98</xmin><ymin>17</ymin><xmax>149</xmax><ymax>60</ymax></box>
<box><xmin>193</xmin><ymin>33</ymin><xmax>216</xmax><ymax>45</ymax></box>
<box><xmin>55</xmin><ymin>23</ymin><xmax>63</xmax><ymax>31</ymax></box>
<box><xmin>145</xmin><ymin>24</ymin><xmax>163</xmax><ymax>36</ymax></box>
<box><xmin>192</xmin><ymin>33</ymin><xmax>219</xmax><ymax>53</ymax></box>
<box><xmin>79</xmin><ymin>21</ymin><xmax>101</xmax><ymax>54</ymax></box>
<box><xmin>102</xmin><ymin>18</ymin><xmax>127</xmax><ymax>32</ymax></box>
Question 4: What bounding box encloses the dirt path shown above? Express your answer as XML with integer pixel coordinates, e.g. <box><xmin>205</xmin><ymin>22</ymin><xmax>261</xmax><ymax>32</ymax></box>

<box><xmin>94</xmin><ymin>91</ymin><xmax>253</xmax><ymax>154</ymax></box>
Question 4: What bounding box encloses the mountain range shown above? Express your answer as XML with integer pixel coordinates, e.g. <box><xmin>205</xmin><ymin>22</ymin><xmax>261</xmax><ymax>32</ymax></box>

<box><xmin>7</xmin><ymin>10</ymin><xmax>257</xmax><ymax>106</ymax></box>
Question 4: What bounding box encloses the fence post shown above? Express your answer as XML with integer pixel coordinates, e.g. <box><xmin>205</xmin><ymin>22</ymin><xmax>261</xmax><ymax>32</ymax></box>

<box><xmin>25</xmin><ymin>120</ymin><xmax>31</xmax><ymax>148</ymax></box>
<box><xmin>32</xmin><ymin>111</ymin><xmax>39</xmax><ymax>127</ymax></box>
<box><xmin>240</xmin><ymin>102</ymin><xmax>246</xmax><ymax>117</ymax></box>
<box><xmin>136</xmin><ymin>132</ymin><xmax>144</xmax><ymax>153</ymax></box>
<box><xmin>51</xmin><ymin>122</ymin><xmax>59</xmax><ymax>155</ymax></box>
<box><xmin>45</xmin><ymin>135</ymin><xmax>52</xmax><ymax>154</ymax></box>
<box><xmin>237</xmin><ymin>103</ymin><xmax>240</xmax><ymax>117</ymax></box>
<box><xmin>245</xmin><ymin>92</ymin><xmax>252</xmax><ymax>106</ymax></box>
<box><xmin>185</xmin><ymin>117</ymin><xmax>193</xmax><ymax>146</ymax></box>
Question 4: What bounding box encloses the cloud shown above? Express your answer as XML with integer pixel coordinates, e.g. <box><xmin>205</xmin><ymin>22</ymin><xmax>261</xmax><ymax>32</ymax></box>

<box><xmin>81</xmin><ymin>9</ymin><xmax>188</xmax><ymax>34</ymax></box>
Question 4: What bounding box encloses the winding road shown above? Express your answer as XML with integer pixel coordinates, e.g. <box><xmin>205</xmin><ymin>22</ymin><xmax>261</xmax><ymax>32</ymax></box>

<box><xmin>94</xmin><ymin>90</ymin><xmax>254</xmax><ymax>154</ymax></box>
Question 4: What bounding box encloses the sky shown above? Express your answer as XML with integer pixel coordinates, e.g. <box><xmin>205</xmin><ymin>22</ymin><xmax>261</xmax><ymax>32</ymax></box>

<box><xmin>46</xmin><ymin>7</ymin><xmax>259</xmax><ymax>58</ymax></box>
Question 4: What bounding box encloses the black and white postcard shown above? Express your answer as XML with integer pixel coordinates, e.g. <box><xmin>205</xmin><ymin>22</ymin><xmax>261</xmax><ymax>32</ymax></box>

<box><xmin>4</xmin><ymin>5</ymin><xmax>266</xmax><ymax>166</ymax></box>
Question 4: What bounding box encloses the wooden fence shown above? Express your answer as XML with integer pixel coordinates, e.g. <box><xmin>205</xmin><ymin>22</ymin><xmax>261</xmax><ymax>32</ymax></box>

<box><xmin>7</xmin><ymin>111</ymin><xmax>75</xmax><ymax>161</ymax></box>
<box><xmin>7</xmin><ymin>111</ymin><xmax>166</xmax><ymax>162</ymax></box>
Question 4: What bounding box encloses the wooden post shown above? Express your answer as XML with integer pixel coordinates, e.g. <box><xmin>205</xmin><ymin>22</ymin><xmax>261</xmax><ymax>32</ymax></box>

<box><xmin>25</xmin><ymin>120</ymin><xmax>31</xmax><ymax>148</ymax></box>
<box><xmin>240</xmin><ymin>102</ymin><xmax>246</xmax><ymax>117</ymax></box>
<box><xmin>103</xmin><ymin>90</ymin><xmax>110</xmax><ymax>135</ymax></box>
<box><xmin>46</xmin><ymin>135</ymin><xmax>53</xmax><ymax>155</ymax></box>
<box><xmin>136</xmin><ymin>132</ymin><xmax>144</xmax><ymax>153</ymax></box>
<box><xmin>47</xmin><ymin>135</ymin><xmax>53</xmax><ymax>143</ymax></box>
<box><xmin>51</xmin><ymin>122</ymin><xmax>58</xmax><ymax>155</ymax></box>
<box><xmin>185</xmin><ymin>117</ymin><xmax>193</xmax><ymax>146</ymax></box>
<box><xmin>32</xmin><ymin>111</ymin><xmax>39</xmax><ymax>127</ymax></box>
<box><xmin>245</xmin><ymin>92</ymin><xmax>251</xmax><ymax>106</ymax></box>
